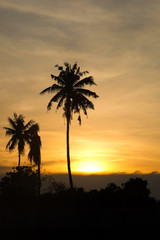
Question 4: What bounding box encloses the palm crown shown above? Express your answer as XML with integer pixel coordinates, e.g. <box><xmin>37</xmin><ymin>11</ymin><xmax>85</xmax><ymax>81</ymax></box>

<box><xmin>40</xmin><ymin>62</ymin><xmax>99</xmax><ymax>124</ymax></box>
<box><xmin>3</xmin><ymin>113</ymin><xmax>34</xmax><ymax>166</ymax></box>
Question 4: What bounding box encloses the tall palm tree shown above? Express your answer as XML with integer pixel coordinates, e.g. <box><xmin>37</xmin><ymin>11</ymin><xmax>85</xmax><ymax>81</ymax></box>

<box><xmin>3</xmin><ymin>113</ymin><xmax>34</xmax><ymax>166</ymax></box>
<box><xmin>27</xmin><ymin>123</ymin><xmax>41</xmax><ymax>197</ymax></box>
<box><xmin>40</xmin><ymin>62</ymin><xmax>99</xmax><ymax>188</ymax></box>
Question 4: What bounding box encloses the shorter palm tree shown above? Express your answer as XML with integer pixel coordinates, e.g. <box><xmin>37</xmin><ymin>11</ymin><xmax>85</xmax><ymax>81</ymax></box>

<box><xmin>3</xmin><ymin>113</ymin><xmax>34</xmax><ymax>166</ymax></box>
<box><xmin>28</xmin><ymin>124</ymin><xmax>41</xmax><ymax>197</ymax></box>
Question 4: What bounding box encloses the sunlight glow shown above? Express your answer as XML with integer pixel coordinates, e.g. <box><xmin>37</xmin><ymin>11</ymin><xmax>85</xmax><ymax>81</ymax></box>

<box><xmin>75</xmin><ymin>160</ymin><xmax>105</xmax><ymax>174</ymax></box>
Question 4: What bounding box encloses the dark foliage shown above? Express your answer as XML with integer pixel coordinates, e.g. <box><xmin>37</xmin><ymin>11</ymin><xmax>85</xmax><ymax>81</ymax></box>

<box><xmin>0</xmin><ymin>166</ymin><xmax>38</xmax><ymax>199</ymax></box>
<box><xmin>122</xmin><ymin>177</ymin><xmax>151</xmax><ymax>204</ymax></box>
<box><xmin>0</xmin><ymin>174</ymin><xmax>159</xmax><ymax>237</ymax></box>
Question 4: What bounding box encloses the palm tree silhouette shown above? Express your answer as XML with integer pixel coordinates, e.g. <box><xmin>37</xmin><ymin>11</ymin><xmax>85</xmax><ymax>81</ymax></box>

<box><xmin>28</xmin><ymin>123</ymin><xmax>41</xmax><ymax>197</ymax></box>
<box><xmin>40</xmin><ymin>62</ymin><xmax>99</xmax><ymax>188</ymax></box>
<box><xmin>4</xmin><ymin>113</ymin><xmax>35</xmax><ymax>166</ymax></box>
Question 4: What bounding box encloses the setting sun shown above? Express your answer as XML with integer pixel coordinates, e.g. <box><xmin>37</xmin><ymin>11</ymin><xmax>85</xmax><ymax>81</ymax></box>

<box><xmin>74</xmin><ymin>160</ymin><xmax>105</xmax><ymax>174</ymax></box>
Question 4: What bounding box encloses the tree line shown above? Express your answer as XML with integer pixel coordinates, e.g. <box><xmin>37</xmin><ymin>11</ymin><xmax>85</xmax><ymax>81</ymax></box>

<box><xmin>0</xmin><ymin>170</ymin><xmax>159</xmax><ymax>236</ymax></box>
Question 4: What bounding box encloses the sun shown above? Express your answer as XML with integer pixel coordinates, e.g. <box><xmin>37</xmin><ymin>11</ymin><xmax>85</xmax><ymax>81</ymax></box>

<box><xmin>74</xmin><ymin>160</ymin><xmax>105</xmax><ymax>174</ymax></box>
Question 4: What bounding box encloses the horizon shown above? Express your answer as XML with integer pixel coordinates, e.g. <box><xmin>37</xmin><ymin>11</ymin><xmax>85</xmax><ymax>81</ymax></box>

<box><xmin>1</xmin><ymin>0</ymin><xmax>160</xmax><ymax>176</ymax></box>
<box><xmin>1</xmin><ymin>163</ymin><xmax>160</xmax><ymax>176</ymax></box>
<box><xmin>1</xmin><ymin>169</ymin><xmax>160</xmax><ymax>199</ymax></box>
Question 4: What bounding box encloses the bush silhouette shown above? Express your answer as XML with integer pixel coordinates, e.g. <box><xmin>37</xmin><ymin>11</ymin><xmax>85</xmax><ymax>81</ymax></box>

<box><xmin>0</xmin><ymin>166</ymin><xmax>38</xmax><ymax>199</ymax></box>
<box><xmin>122</xmin><ymin>177</ymin><xmax>151</xmax><ymax>204</ymax></box>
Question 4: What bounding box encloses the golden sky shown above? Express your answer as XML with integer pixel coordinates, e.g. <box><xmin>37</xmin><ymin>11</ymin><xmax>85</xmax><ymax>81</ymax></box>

<box><xmin>0</xmin><ymin>0</ymin><xmax>160</xmax><ymax>174</ymax></box>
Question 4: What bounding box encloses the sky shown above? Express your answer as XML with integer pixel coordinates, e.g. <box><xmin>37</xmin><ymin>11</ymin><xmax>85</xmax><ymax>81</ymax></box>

<box><xmin>0</xmin><ymin>0</ymin><xmax>160</xmax><ymax>175</ymax></box>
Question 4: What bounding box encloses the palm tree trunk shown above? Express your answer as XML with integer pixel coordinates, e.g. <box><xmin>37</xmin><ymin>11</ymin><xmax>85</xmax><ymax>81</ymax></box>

<box><xmin>66</xmin><ymin>117</ymin><xmax>73</xmax><ymax>189</ymax></box>
<box><xmin>18</xmin><ymin>150</ymin><xmax>21</xmax><ymax>167</ymax></box>
<box><xmin>38</xmin><ymin>162</ymin><xmax>41</xmax><ymax>198</ymax></box>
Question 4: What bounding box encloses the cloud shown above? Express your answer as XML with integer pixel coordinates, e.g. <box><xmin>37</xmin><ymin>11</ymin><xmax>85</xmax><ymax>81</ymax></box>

<box><xmin>1</xmin><ymin>0</ymin><xmax>160</xmax><ymax>70</ymax></box>
<box><xmin>0</xmin><ymin>0</ymin><xmax>107</xmax><ymax>24</ymax></box>
<box><xmin>42</xmin><ymin>160</ymin><xmax>66</xmax><ymax>166</ymax></box>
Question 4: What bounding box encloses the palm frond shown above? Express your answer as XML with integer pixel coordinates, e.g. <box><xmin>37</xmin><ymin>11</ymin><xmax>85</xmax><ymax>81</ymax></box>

<box><xmin>76</xmin><ymin>66</ymin><xmax>80</xmax><ymax>75</ymax></box>
<box><xmin>40</xmin><ymin>86</ymin><xmax>51</xmax><ymax>95</ymax></box>
<box><xmin>72</xmin><ymin>62</ymin><xmax>77</xmax><ymax>73</ymax></box>
<box><xmin>75</xmin><ymin>93</ymin><xmax>95</xmax><ymax>110</ymax></box>
<box><xmin>13</xmin><ymin>113</ymin><xmax>18</xmax><ymax>120</ymax></box>
<box><xmin>71</xmin><ymin>92</ymin><xmax>95</xmax><ymax>118</ymax></box>
<box><xmin>74</xmin><ymin>76</ymin><xmax>96</xmax><ymax>88</ymax></box>
<box><xmin>64</xmin><ymin>62</ymin><xmax>69</xmax><ymax>67</ymax></box>
<box><xmin>78</xmin><ymin>115</ymin><xmax>81</xmax><ymax>125</ymax></box>
<box><xmin>24</xmin><ymin>120</ymin><xmax>35</xmax><ymax>130</ymax></box>
<box><xmin>47</xmin><ymin>90</ymin><xmax>64</xmax><ymax>111</ymax></box>
<box><xmin>28</xmin><ymin>150</ymin><xmax>33</xmax><ymax>163</ymax></box>
<box><xmin>55</xmin><ymin>64</ymin><xmax>63</xmax><ymax>71</ymax></box>
<box><xmin>18</xmin><ymin>114</ymin><xmax>25</xmax><ymax>122</ymax></box>
<box><xmin>51</xmin><ymin>74</ymin><xmax>65</xmax><ymax>85</ymax></box>
<box><xmin>6</xmin><ymin>136</ymin><xmax>18</xmax><ymax>151</ymax></box>
<box><xmin>56</xmin><ymin>96</ymin><xmax>65</xmax><ymax>110</ymax></box>
<box><xmin>23</xmin><ymin>135</ymin><xmax>31</xmax><ymax>145</ymax></box>
<box><xmin>27</xmin><ymin>123</ymin><xmax>40</xmax><ymax>136</ymax></box>
<box><xmin>28</xmin><ymin>134</ymin><xmax>41</xmax><ymax>165</ymax></box>
<box><xmin>71</xmin><ymin>99</ymin><xmax>80</xmax><ymax>114</ymax></box>
<box><xmin>79</xmin><ymin>70</ymin><xmax>89</xmax><ymax>76</ymax></box>
<box><xmin>75</xmin><ymin>88</ymin><xmax>99</xmax><ymax>98</ymax></box>
<box><xmin>80</xmin><ymin>104</ymin><xmax>88</xmax><ymax>116</ymax></box>
<box><xmin>64</xmin><ymin>62</ymin><xmax>71</xmax><ymax>73</ymax></box>
<box><xmin>40</xmin><ymin>84</ymin><xmax>63</xmax><ymax>95</ymax></box>
<box><xmin>6</xmin><ymin>136</ymin><xmax>14</xmax><ymax>149</ymax></box>
<box><xmin>8</xmin><ymin>117</ymin><xmax>17</xmax><ymax>129</ymax></box>
<box><xmin>3</xmin><ymin>127</ymin><xmax>16</xmax><ymax>136</ymax></box>
<box><xmin>31</xmin><ymin>123</ymin><xmax>40</xmax><ymax>132</ymax></box>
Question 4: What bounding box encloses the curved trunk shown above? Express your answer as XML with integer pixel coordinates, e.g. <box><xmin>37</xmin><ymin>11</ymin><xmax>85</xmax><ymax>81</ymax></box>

<box><xmin>66</xmin><ymin>117</ymin><xmax>73</xmax><ymax>189</ymax></box>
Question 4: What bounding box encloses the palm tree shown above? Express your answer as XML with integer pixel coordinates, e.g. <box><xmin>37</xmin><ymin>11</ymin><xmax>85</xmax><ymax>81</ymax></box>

<box><xmin>40</xmin><ymin>62</ymin><xmax>99</xmax><ymax>188</ymax></box>
<box><xmin>3</xmin><ymin>113</ymin><xmax>34</xmax><ymax>166</ymax></box>
<box><xmin>27</xmin><ymin>123</ymin><xmax>41</xmax><ymax>197</ymax></box>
